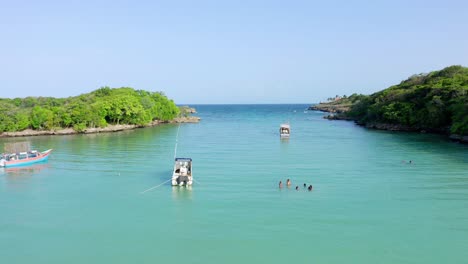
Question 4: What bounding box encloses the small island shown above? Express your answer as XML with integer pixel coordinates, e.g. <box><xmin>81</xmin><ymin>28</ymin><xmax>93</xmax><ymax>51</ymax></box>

<box><xmin>0</xmin><ymin>87</ymin><xmax>200</xmax><ymax>137</ymax></box>
<box><xmin>310</xmin><ymin>65</ymin><xmax>468</xmax><ymax>143</ymax></box>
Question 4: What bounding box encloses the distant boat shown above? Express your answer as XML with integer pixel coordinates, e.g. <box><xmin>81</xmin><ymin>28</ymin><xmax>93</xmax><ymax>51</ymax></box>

<box><xmin>172</xmin><ymin>158</ymin><xmax>193</xmax><ymax>186</ymax></box>
<box><xmin>0</xmin><ymin>149</ymin><xmax>53</xmax><ymax>168</ymax></box>
<box><xmin>280</xmin><ymin>123</ymin><xmax>290</xmax><ymax>138</ymax></box>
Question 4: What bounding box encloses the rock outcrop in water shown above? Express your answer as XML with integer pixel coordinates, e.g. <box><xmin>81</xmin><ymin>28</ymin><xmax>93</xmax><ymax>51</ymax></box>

<box><xmin>308</xmin><ymin>102</ymin><xmax>351</xmax><ymax>114</ymax></box>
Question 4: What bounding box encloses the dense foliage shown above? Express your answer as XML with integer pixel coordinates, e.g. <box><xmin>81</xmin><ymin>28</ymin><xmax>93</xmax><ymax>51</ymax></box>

<box><xmin>345</xmin><ymin>65</ymin><xmax>468</xmax><ymax>135</ymax></box>
<box><xmin>0</xmin><ymin>87</ymin><xmax>180</xmax><ymax>132</ymax></box>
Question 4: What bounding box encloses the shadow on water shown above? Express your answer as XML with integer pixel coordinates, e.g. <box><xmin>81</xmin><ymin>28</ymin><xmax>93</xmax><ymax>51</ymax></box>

<box><xmin>365</xmin><ymin>129</ymin><xmax>468</xmax><ymax>163</ymax></box>
<box><xmin>320</xmin><ymin>117</ymin><xmax>468</xmax><ymax>164</ymax></box>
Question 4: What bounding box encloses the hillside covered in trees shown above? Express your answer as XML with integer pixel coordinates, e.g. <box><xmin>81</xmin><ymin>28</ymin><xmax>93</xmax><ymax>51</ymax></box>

<box><xmin>314</xmin><ymin>65</ymin><xmax>468</xmax><ymax>140</ymax></box>
<box><xmin>0</xmin><ymin>87</ymin><xmax>180</xmax><ymax>133</ymax></box>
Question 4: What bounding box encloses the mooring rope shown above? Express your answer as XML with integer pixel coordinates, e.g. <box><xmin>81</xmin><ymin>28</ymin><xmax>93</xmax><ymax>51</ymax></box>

<box><xmin>173</xmin><ymin>123</ymin><xmax>181</xmax><ymax>160</ymax></box>
<box><xmin>193</xmin><ymin>178</ymin><xmax>203</xmax><ymax>185</ymax></box>
<box><xmin>140</xmin><ymin>178</ymin><xmax>172</xmax><ymax>194</ymax></box>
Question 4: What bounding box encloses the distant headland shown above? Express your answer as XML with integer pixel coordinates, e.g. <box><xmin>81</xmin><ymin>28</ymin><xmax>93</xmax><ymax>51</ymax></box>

<box><xmin>309</xmin><ymin>65</ymin><xmax>468</xmax><ymax>143</ymax></box>
<box><xmin>0</xmin><ymin>87</ymin><xmax>200</xmax><ymax>138</ymax></box>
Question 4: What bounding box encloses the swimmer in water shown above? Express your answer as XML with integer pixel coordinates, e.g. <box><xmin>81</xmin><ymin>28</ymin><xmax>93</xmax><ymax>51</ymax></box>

<box><xmin>279</xmin><ymin>181</ymin><xmax>283</xmax><ymax>188</ymax></box>
<box><xmin>303</xmin><ymin>183</ymin><xmax>306</xmax><ymax>188</ymax></box>
<box><xmin>295</xmin><ymin>186</ymin><xmax>299</xmax><ymax>191</ymax></box>
<box><xmin>308</xmin><ymin>185</ymin><xmax>313</xmax><ymax>191</ymax></box>
<box><xmin>286</xmin><ymin>179</ymin><xmax>291</xmax><ymax>187</ymax></box>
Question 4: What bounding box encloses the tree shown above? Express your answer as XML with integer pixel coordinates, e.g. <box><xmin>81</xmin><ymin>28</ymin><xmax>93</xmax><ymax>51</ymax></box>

<box><xmin>30</xmin><ymin>106</ymin><xmax>53</xmax><ymax>130</ymax></box>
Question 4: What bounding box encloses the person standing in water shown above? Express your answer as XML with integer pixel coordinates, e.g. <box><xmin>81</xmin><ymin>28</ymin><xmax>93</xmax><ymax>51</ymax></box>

<box><xmin>286</xmin><ymin>179</ymin><xmax>291</xmax><ymax>187</ymax></box>
<box><xmin>279</xmin><ymin>181</ymin><xmax>283</xmax><ymax>188</ymax></box>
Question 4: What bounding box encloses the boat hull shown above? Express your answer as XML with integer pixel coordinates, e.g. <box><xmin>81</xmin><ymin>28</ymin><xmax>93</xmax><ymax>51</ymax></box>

<box><xmin>1</xmin><ymin>149</ymin><xmax>52</xmax><ymax>168</ymax></box>
<box><xmin>172</xmin><ymin>175</ymin><xmax>193</xmax><ymax>186</ymax></box>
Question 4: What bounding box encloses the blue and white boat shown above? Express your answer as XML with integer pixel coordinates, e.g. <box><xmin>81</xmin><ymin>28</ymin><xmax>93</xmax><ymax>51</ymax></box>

<box><xmin>0</xmin><ymin>149</ymin><xmax>52</xmax><ymax>168</ymax></box>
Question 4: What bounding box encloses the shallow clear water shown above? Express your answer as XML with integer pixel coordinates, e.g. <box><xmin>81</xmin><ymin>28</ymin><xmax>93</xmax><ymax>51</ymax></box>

<box><xmin>1</xmin><ymin>104</ymin><xmax>467</xmax><ymax>263</ymax></box>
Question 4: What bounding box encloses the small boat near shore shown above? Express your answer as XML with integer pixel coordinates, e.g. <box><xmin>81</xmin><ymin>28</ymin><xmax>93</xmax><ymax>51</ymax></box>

<box><xmin>172</xmin><ymin>158</ymin><xmax>193</xmax><ymax>186</ymax></box>
<box><xmin>280</xmin><ymin>123</ymin><xmax>290</xmax><ymax>138</ymax></box>
<box><xmin>0</xmin><ymin>149</ymin><xmax>53</xmax><ymax>168</ymax></box>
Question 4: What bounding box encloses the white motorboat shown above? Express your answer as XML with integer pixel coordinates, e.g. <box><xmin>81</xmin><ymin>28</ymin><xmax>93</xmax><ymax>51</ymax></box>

<box><xmin>280</xmin><ymin>123</ymin><xmax>290</xmax><ymax>138</ymax></box>
<box><xmin>172</xmin><ymin>158</ymin><xmax>193</xmax><ymax>186</ymax></box>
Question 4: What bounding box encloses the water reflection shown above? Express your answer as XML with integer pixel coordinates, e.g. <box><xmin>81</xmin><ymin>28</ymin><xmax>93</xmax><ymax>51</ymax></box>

<box><xmin>280</xmin><ymin>137</ymin><xmax>289</xmax><ymax>151</ymax></box>
<box><xmin>0</xmin><ymin>163</ymin><xmax>50</xmax><ymax>178</ymax></box>
<box><xmin>172</xmin><ymin>186</ymin><xmax>193</xmax><ymax>201</ymax></box>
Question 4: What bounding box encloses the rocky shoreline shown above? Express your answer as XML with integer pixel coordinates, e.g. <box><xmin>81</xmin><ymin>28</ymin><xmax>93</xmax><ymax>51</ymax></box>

<box><xmin>310</xmin><ymin>103</ymin><xmax>468</xmax><ymax>144</ymax></box>
<box><xmin>0</xmin><ymin>116</ymin><xmax>200</xmax><ymax>138</ymax></box>
<box><xmin>308</xmin><ymin>102</ymin><xmax>352</xmax><ymax>113</ymax></box>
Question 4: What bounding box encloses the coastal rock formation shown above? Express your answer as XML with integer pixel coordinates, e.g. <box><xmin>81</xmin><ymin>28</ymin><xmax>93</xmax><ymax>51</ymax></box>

<box><xmin>449</xmin><ymin>134</ymin><xmax>468</xmax><ymax>144</ymax></box>
<box><xmin>308</xmin><ymin>102</ymin><xmax>351</xmax><ymax>113</ymax></box>
<box><xmin>169</xmin><ymin>116</ymin><xmax>201</xmax><ymax>123</ymax></box>
<box><xmin>323</xmin><ymin>114</ymin><xmax>353</xmax><ymax>121</ymax></box>
<box><xmin>186</xmin><ymin>107</ymin><xmax>197</xmax><ymax>114</ymax></box>
<box><xmin>0</xmin><ymin>116</ymin><xmax>201</xmax><ymax>138</ymax></box>
<box><xmin>363</xmin><ymin>123</ymin><xmax>419</xmax><ymax>132</ymax></box>
<box><xmin>0</xmin><ymin>128</ymin><xmax>76</xmax><ymax>137</ymax></box>
<box><xmin>179</xmin><ymin>106</ymin><xmax>197</xmax><ymax>115</ymax></box>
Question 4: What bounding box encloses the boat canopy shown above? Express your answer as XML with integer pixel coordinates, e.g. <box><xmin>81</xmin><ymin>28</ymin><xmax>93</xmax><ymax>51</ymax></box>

<box><xmin>175</xmin><ymin>158</ymin><xmax>192</xmax><ymax>162</ymax></box>
<box><xmin>4</xmin><ymin>142</ymin><xmax>31</xmax><ymax>153</ymax></box>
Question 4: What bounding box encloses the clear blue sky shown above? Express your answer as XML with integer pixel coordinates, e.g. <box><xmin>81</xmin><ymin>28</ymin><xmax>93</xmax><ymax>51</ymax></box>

<box><xmin>1</xmin><ymin>0</ymin><xmax>467</xmax><ymax>104</ymax></box>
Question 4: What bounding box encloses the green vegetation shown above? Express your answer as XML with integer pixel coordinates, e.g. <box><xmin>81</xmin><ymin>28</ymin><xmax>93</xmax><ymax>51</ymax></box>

<box><xmin>0</xmin><ymin>87</ymin><xmax>180</xmax><ymax>132</ymax></box>
<box><xmin>344</xmin><ymin>65</ymin><xmax>468</xmax><ymax>135</ymax></box>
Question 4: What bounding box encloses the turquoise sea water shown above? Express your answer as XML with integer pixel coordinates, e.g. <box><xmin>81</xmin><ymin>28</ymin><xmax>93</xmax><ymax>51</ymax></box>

<box><xmin>1</xmin><ymin>104</ymin><xmax>467</xmax><ymax>264</ymax></box>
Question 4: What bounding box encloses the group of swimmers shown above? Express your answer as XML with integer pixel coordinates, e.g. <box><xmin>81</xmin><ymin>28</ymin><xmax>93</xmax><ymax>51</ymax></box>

<box><xmin>279</xmin><ymin>179</ymin><xmax>313</xmax><ymax>191</ymax></box>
